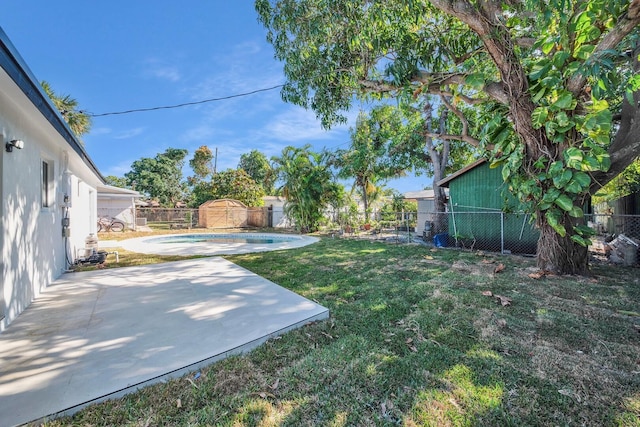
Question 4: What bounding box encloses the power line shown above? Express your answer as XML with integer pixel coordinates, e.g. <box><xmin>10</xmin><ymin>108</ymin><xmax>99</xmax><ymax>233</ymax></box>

<box><xmin>86</xmin><ymin>84</ymin><xmax>284</xmax><ymax>117</ymax></box>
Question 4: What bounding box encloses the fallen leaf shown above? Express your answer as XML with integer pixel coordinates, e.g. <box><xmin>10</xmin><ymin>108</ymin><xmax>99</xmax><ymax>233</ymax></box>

<box><xmin>423</xmin><ymin>255</ymin><xmax>434</xmax><ymax>260</ymax></box>
<box><xmin>269</xmin><ymin>378</ymin><xmax>280</xmax><ymax>390</ymax></box>
<box><xmin>321</xmin><ymin>331</ymin><xmax>334</xmax><ymax>339</ymax></box>
<box><xmin>256</xmin><ymin>392</ymin><xmax>276</xmax><ymax>399</ymax></box>
<box><xmin>495</xmin><ymin>295</ymin><xmax>512</xmax><ymax>306</ymax></box>
<box><xmin>494</xmin><ymin>263</ymin><xmax>506</xmax><ymax>273</ymax></box>
<box><xmin>481</xmin><ymin>259</ymin><xmax>494</xmax><ymax>264</ymax></box>
<box><xmin>528</xmin><ymin>271</ymin><xmax>545</xmax><ymax>279</ymax></box>
<box><xmin>176</xmin><ymin>399</ymin><xmax>182</xmax><ymax>408</ymax></box>
<box><xmin>496</xmin><ymin>318</ymin><xmax>507</xmax><ymax>327</ymax></box>
<box><xmin>406</xmin><ymin>338</ymin><xmax>413</xmax><ymax>344</ymax></box>
<box><xmin>408</xmin><ymin>345</ymin><xmax>418</xmax><ymax>352</ymax></box>
<box><xmin>430</xmin><ymin>248</ymin><xmax>437</xmax><ymax>252</ymax></box>
<box><xmin>482</xmin><ymin>290</ymin><xmax>493</xmax><ymax>297</ymax></box>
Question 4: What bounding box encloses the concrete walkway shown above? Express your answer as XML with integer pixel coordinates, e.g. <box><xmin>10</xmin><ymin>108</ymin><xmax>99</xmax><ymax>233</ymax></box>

<box><xmin>0</xmin><ymin>258</ymin><xmax>328</xmax><ymax>427</ymax></box>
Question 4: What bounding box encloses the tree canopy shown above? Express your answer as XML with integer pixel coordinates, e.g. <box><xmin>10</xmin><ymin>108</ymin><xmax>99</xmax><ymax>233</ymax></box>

<box><xmin>125</xmin><ymin>148</ymin><xmax>188</xmax><ymax>207</ymax></box>
<box><xmin>238</xmin><ymin>150</ymin><xmax>276</xmax><ymax>194</ymax></box>
<box><xmin>257</xmin><ymin>0</ymin><xmax>640</xmax><ymax>274</ymax></box>
<box><xmin>334</xmin><ymin>107</ymin><xmax>408</xmax><ymax>221</ymax></box>
<box><xmin>208</xmin><ymin>169</ymin><xmax>266</xmax><ymax>207</ymax></box>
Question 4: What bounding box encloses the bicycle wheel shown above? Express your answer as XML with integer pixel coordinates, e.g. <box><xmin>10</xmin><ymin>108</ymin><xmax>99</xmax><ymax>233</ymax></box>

<box><xmin>110</xmin><ymin>221</ymin><xmax>125</xmax><ymax>232</ymax></box>
<box><xmin>97</xmin><ymin>221</ymin><xmax>103</xmax><ymax>232</ymax></box>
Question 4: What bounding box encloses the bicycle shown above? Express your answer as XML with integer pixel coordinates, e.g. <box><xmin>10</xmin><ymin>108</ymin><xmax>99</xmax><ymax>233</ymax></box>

<box><xmin>97</xmin><ymin>217</ymin><xmax>125</xmax><ymax>232</ymax></box>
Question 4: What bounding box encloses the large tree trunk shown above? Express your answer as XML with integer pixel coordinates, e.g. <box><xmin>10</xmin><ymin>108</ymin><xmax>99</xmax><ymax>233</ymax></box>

<box><xmin>536</xmin><ymin>217</ymin><xmax>589</xmax><ymax>275</ymax></box>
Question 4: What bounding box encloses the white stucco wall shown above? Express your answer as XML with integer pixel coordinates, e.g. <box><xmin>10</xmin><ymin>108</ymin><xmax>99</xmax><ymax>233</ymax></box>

<box><xmin>263</xmin><ymin>196</ymin><xmax>290</xmax><ymax>228</ymax></box>
<box><xmin>0</xmin><ymin>68</ymin><xmax>100</xmax><ymax>331</ymax></box>
<box><xmin>97</xmin><ymin>197</ymin><xmax>136</xmax><ymax>229</ymax></box>
<box><xmin>416</xmin><ymin>198</ymin><xmax>435</xmax><ymax>235</ymax></box>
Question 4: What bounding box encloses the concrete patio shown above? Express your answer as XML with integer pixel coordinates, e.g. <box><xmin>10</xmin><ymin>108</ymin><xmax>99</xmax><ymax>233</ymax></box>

<box><xmin>0</xmin><ymin>258</ymin><xmax>328</xmax><ymax>427</ymax></box>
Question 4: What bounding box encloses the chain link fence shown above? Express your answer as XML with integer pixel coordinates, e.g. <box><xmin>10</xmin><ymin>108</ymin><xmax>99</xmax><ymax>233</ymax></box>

<box><xmin>325</xmin><ymin>209</ymin><xmax>640</xmax><ymax>264</ymax></box>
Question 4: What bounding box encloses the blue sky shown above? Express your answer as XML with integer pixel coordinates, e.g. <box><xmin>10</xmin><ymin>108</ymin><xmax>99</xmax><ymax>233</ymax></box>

<box><xmin>2</xmin><ymin>2</ymin><xmax>426</xmax><ymax>194</ymax></box>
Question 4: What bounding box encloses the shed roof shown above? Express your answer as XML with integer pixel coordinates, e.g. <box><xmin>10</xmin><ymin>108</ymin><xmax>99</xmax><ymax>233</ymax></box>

<box><xmin>97</xmin><ymin>185</ymin><xmax>141</xmax><ymax>199</ymax></box>
<box><xmin>437</xmin><ymin>158</ymin><xmax>488</xmax><ymax>188</ymax></box>
<box><xmin>199</xmin><ymin>199</ymin><xmax>248</xmax><ymax>208</ymax></box>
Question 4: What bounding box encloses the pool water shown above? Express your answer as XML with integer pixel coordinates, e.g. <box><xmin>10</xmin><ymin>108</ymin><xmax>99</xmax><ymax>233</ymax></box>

<box><xmin>120</xmin><ymin>232</ymin><xmax>318</xmax><ymax>256</ymax></box>
<box><xmin>148</xmin><ymin>234</ymin><xmax>294</xmax><ymax>245</ymax></box>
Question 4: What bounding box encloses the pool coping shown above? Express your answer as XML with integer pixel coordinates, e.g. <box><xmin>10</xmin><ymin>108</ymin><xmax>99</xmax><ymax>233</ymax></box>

<box><xmin>112</xmin><ymin>232</ymin><xmax>319</xmax><ymax>256</ymax></box>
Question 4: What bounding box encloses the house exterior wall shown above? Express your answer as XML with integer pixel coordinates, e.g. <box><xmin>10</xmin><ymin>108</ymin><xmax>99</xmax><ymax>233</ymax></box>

<box><xmin>97</xmin><ymin>196</ymin><xmax>136</xmax><ymax>229</ymax></box>
<box><xmin>416</xmin><ymin>198</ymin><xmax>435</xmax><ymax>235</ymax></box>
<box><xmin>0</xmin><ymin>45</ymin><xmax>101</xmax><ymax>331</ymax></box>
<box><xmin>263</xmin><ymin>196</ymin><xmax>289</xmax><ymax>228</ymax></box>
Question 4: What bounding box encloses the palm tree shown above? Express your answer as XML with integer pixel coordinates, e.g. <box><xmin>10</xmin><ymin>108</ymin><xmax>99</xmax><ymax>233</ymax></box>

<box><xmin>41</xmin><ymin>81</ymin><xmax>92</xmax><ymax>138</ymax></box>
<box><xmin>271</xmin><ymin>145</ymin><xmax>337</xmax><ymax>232</ymax></box>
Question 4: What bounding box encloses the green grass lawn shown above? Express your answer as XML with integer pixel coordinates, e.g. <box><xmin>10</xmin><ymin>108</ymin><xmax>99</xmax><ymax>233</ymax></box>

<box><xmin>42</xmin><ymin>237</ymin><xmax>639</xmax><ymax>426</ymax></box>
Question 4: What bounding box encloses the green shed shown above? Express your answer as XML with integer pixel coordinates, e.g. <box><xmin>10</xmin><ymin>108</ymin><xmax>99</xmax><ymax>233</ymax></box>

<box><xmin>437</xmin><ymin>159</ymin><xmax>539</xmax><ymax>254</ymax></box>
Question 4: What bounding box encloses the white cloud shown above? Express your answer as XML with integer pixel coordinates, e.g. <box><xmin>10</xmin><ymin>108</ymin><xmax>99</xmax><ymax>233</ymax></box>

<box><xmin>142</xmin><ymin>58</ymin><xmax>182</xmax><ymax>82</ymax></box>
<box><xmin>262</xmin><ymin>108</ymin><xmax>343</xmax><ymax>142</ymax></box>
<box><xmin>102</xmin><ymin>160</ymin><xmax>134</xmax><ymax>177</ymax></box>
<box><xmin>89</xmin><ymin>127</ymin><xmax>112</xmax><ymax>136</ymax></box>
<box><xmin>115</xmin><ymin>127</ymin><xmax>145</xmax><ymax>139</ymax></box>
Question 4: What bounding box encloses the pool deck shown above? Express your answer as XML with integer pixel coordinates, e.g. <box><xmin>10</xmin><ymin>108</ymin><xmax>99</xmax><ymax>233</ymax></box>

<box><xmin>0</xmin><ymin>257</ymin><xmax>328</xmax><ymax>427</ymax></box>
<box><xmin>114</xmin><ymin>232</ymin><xmax>319</xmax><ymax>256</ymax></box>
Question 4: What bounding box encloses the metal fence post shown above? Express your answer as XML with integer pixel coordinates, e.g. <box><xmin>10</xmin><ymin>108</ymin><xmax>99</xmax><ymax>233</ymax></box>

<box><xmin>500</xmin><ymin>211</ymin><xmax>505</xmax><ymax>254</ymax></box>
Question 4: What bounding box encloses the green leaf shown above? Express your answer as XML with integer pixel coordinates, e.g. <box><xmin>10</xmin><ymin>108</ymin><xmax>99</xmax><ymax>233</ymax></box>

<box><xmin>551</xmin><ymin>91</ymin><xmax>574</xmax><ymax>110</ymax></box>
<box><xmin>548</xmin><ymin>161</ymin><xmax>564</xmax><ymax>176</ymax></box>
<box><xmin>555</xmin><ymin>111</ymin><xmax>571</xmax><ymax>127</ymax></box>
<box><xmin>563</xmin><ymin>147</ymin><xmax>583</xmax><ymax>169</ymax></box>
<box><xmin>572</xmin><ymin>171</ymin><xmax>591</xmax><ymax>188</ymax></box>
<box><xmin>545</xmin><ymin>209</ymin><xmax>567</xmax><ymax>237</ymax></box>
<box><xmin>574</xmin><ymin>224</ymin><xmax>596</xmax><ymax>238</ymax></box>
<box><xmin>489</xmin><ymin>159</ymin><xmax>504</xmax><ymax>169</ymax></box>
<box><xmin>552</xmin><ymin>51</ymin><xmax>570</xmax><ymax>68</ymax></box>
<box><xmin>464</xmin><ymin>73</ymin><xmax>485</xmax><ymax>89</ymax></box>
<box><xmin>573</xmin><ymin>44</ymin><xmax>595</xmax><ymax>59</ymax></box>
<box><xmin>531</xmin><ymin>107</ymin><xmax>549</xmax><ymax>129</ymax></box>
<box><xmin>570</xmin><ymin>234</ymin><xmax>589</xmax><ymax>246</ymax></box>
<box><xmin>529</xmin><ymin>60</ymin><xmax>552</xmax><ymax>80</ymax></box>
<box><xmin>553</xmin><ymin>169</ymin><xmax>573</xmax><ymax>188</ymax></box>
<box><xmin>532</xmin><ymin>86</ymin><xmax>547</xmax><ymax>103</ymax></box>
<box><xmin>568</xmin><ymin>206</ymin><xmax>584</xmax><ymax>218</ymax></box>
<box><xmin>554</xmin><ymin>194</ymin><xmax>574</xmax><ymax>211</ymax></box>
<box><xmin>542</xmin><ymin>187</ymin><xmax>561</xmax><ymax>203</ymax></box>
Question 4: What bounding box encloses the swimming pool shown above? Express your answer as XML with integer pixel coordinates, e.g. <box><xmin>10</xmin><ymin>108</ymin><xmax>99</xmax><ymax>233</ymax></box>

<box><xmin>117</xmin><ymin>232</ymin><xmax>319</xmax><ymax>256</ymax></box>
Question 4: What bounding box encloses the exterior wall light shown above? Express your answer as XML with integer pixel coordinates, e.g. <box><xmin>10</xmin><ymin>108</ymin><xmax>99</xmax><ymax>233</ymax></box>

<box><xmin>5</xmin><ymin>139</ymin><xmax>24</xmax><ymax>152</ymax></box>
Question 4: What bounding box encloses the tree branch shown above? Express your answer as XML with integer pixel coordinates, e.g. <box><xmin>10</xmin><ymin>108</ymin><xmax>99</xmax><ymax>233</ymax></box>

<box><xmin>359</xmin><ymin>72</ymin><xmax>510</xmax><ymax>105</ymax></box>
<box><xmin>591</xmin><ymin>41</ymin><xmax>640</xmax><ymax>190</ymax></box>
<box><xmin>567</xmin><ymin>0</ymin><xmax>640</xmax><ymax>94</ymax></box>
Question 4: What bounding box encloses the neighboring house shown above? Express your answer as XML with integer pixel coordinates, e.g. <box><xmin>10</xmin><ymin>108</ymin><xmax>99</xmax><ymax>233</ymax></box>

<box><xmin>404</xmin><ymin>189</ymin><xmax>448</xmax><ymax>236</ymax></box>
<box><xmin>0</xmin><ymin>28</ymin><xmax>104</xmax><ymax>331</ymax></box>
<box><xmin>593</xmin><ymin>192</ymin><xmax>640</xmax><ymax>238</ymax></box>
<box><xmin>437</xmin><ymin>159</ymin><xmax>539</xmax><ymax>254</ymax></box>
<box><xmin>263</xmin><ymin>196</ymin><xmax>291</xmax><ymax>228</ymax></box>
<box><xmin>97</xmin><ymin>184</ymin><xmax>141</xmax><ymax>230</ymax></box>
